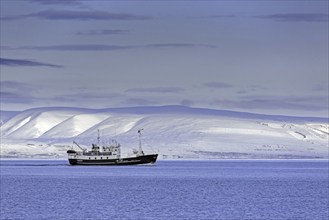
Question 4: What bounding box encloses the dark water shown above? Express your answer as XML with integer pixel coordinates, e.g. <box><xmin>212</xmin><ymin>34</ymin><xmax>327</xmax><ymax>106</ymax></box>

<box><xmin>1</xmin><ymin>160</ymin><xmax>328</xmax><ymax>220</ymax></box>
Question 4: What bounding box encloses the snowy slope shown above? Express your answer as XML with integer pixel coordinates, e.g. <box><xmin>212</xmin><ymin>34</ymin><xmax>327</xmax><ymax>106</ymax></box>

<box><xmin>0</xmin><ymin>106</ymin><xmax>328</xmax><ymax>159</ymax></box>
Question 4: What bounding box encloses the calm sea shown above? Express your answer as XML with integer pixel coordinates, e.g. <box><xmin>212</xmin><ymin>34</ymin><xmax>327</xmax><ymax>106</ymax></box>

<box><xmin>0</xmin><ymin>160</ymin><xmax>328</xmax><ymax>220</ymax></box>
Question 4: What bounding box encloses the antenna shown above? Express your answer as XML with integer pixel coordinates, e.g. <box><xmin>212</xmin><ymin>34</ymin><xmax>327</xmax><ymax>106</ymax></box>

<box><xmin>138</xmin><ymin>129</ymin><xmax>144</xmax><ymax>155</ymax></box>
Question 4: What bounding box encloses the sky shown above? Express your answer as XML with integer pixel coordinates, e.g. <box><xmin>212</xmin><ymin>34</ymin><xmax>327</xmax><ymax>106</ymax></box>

<box><xmin>0</xmin><ymin>0</ymin><xmax>328</xmax><ymax>117</ymax></box>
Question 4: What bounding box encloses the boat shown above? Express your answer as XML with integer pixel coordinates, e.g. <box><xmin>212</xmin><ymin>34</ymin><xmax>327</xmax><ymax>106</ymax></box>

<box><xmin>66</xmin><ymin>129</ymin><xmax>158</xmax><ymax>165</ymax></box>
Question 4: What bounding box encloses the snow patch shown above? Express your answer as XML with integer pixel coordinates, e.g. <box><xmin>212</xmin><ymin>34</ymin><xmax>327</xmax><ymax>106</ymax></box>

<box><xmin>6</xmin><ymin>116</ymin><xmax>32</xmax><ymax>135</ymax></box>
<box><xmin>202</xmin><ymin>127</ymin><xmax>285</xmax><ymax>137</ymax></box>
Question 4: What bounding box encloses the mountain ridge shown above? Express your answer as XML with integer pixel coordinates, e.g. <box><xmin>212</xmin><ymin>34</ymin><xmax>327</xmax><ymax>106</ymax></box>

<box><xmin>2</xmin><ymin>105</ymin><xmax>328</xmax><ymax>122</ymax></box>
<box><xmin>1</xmin><ymin>105</ymin><xmax>328</xmax><ymax>159</ymax></box>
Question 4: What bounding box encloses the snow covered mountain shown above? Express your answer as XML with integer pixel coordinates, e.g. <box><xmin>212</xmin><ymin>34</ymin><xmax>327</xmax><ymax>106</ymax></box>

<box><xmin>0</xmin><ymin>106</ymin><xmax>328</xmax><ymax>159</ymax></box>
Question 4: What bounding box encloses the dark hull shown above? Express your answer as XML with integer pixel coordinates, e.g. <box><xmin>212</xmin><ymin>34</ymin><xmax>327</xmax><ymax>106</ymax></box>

<box><xmin>68</xmin><ymin>154</ymin><xmax>158</xmax><ymax>166</ymax></box>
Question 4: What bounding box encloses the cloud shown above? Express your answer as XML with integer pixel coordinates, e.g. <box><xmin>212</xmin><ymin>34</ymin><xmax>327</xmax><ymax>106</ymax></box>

<box><xmin>0</xmin><ymin>83</ymin><xmax>127</xmax><ymax>107</ymax></box>
<box><xmin>54</xmin><ymin>92</ymin><xmax>124</xmax><ymax>101</ymax></box>
<box><xmin>206</xmin><ymin>13</ymin><xmax>329</xmax><ymax>23</ymax></box>
<box><xmin>204</xmin><ymin>82</ymin><xmax>233</xmax><ymax>89</ymax></box>
<box><xmin>1</xmin><ymin>9</ymin><xmax>151</xmax><ymax>21</ymax></box>
<box><xmin>212</xmin><ymin>95</ymin><xmax>329</xmax><ymax>111</ymax></box>
<box><xmin>3</xmin><ymin>43</ymin><xmax>216</xmax><ymax>51</ymax></box>
<box><xmin>125</xmin><ymin>87</ymin><xmax>184</xmax><ymax>93</ymax></box>
<box><xmin>4</xmin><ymin>45</ymin><xmax>132</xmax><ymax>51</ymax></box>
<box><xmin>0</xmin><ymin>81</ymin><xmax>37</xmax><ymax>104</ymax></box>
<box><xmin>312</xmin><ymin>83</ymin><xmax>329</xmax><ymax>92</ymax></box>
<box><xmin>204</xmin><ymin>15</ymin><xmax>237</xmax><ymax>19</ymax></box>
<box><xmin>1</xmin><ymin>81</ymin><xmax>33</xmax><ymax>90</ymax></box>
<box><xmin>76</xmin><ymin>29</ymin><xmax>130</xmax><ymax>36</ymax></box>
<box><xmin>0</xmin><ymin>58</ymin><xmax>62</xmax><ymax>68</ymax></box>
<box><xmin>180</xmin><ymin>99</ymin><xmax>194</xmax><ymax>107</ymax></box>
<box><xmin>0</xmin><ymin>91</ymin><xmax>35</xmax><ymax>104</ymax></box>
<box><xmin>145</xmin><ymin>43</ymin><xmax>216</xmax><ymax>49</ymax></box>
<box><xmin>236</xmin><ymin>85</ymin><xmax>267</xmax><ymax>94</ymax></box>
<box><xmin>29</xmin><ymin>0</ymin><xmax>82</xmax><ymax>6</ymax></box>
<box><xmin>121</xmin><ymin>98</ymin><xmax>158</xmax><ymax>106</ymax></box>
<box><xmin>255</xmin><ymin>13</ymin><xmax>328</xmax><ymax>22</ymax></box>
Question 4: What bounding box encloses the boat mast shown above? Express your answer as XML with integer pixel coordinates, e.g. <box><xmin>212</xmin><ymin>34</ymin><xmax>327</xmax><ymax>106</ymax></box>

<box><xmin>73</xmin><ymin>141</ymin><xmax>85</xmax><ymax>152</ymax></box>
<box><xmin>138</xmin><ymin>129</ymin><xmax>144</xmax><ymax>155</ymax></box>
